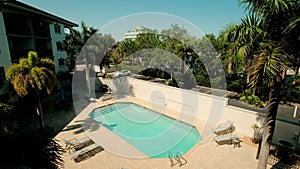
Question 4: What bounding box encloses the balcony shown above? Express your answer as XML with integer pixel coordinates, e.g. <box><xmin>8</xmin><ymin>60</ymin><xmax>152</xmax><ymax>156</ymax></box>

<box><xmin>10</xmin><ymin>49</ymin><xmax>53</xmax><ymax>63</ymax></box>
<box><xmin>32</xmin><ymin>20</ymin><xmax>51</xmax><ymax>38</ymax></box>
<box><xmin>6</xmin><ymin>26</ymin><xmax>32</xmax><ymax>37</ymax></box>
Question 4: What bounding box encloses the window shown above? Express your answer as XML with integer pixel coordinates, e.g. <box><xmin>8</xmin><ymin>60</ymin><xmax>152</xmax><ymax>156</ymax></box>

<box><xmin>54</xmin><ymin>24</ymin><xmax>61</xmax><ymax>34</ymax></box>
<box><xmin>58</xmin><ymin>58</ymin><xmax>65</xmax><ymax>66</ymax></box>
<box><xmin>56</xmin><ymin>41</ymin><xmax>63</xmax><ymax>51</ymax></box>
<box><xmin>0</xmin><ymin>67</ymin><xmax>4</xmax><ymax>81</ymax></box>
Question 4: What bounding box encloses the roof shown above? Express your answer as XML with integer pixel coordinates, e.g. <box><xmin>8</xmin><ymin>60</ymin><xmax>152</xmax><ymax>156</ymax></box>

<box><xmin>126</xmin><ymin>25</ymin><xmax>153</xmax><ymax>33</ymax></box>
<box><xmin>0</xmin><ymin>0</ymin><xmax>78</xmax><ymax>27</ymax></box>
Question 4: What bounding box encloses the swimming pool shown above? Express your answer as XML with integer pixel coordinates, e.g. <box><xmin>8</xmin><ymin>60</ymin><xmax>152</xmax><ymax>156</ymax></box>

<box><xmin>89</xmin><ymin>102</ymin><xmax>201</xmax><ymax>158</ymax></box>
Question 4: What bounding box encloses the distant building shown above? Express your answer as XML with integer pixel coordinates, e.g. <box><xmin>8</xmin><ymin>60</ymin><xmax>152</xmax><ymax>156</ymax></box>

<box><xmin>0</xmin><ymin>0</ymin><xmax>78</xmax><ymax>101</ymax></box>
<box><xmin>124</xmin><ymin>26</ymin><xmax>153</xmax><ymax>40</ymax></box>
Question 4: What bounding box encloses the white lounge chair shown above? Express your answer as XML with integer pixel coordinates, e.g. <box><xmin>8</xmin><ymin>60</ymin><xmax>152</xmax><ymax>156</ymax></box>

<box><xmin>69</xmin><ymin>143</ymin><xmax>102</xmax><ymax>162</ymax></box>
<box><xmin>214</xmin><ymin>120</ymin><xmax>234</xmax><ymax>135</ymax></box>
<box><xmin>214</xmin><ymin>134</ymin><xmax>241</xmax><ymax>147</ymax></box>
<box><xmin>100</xmin><ymin>95</ymin><xmax>112</xmax><ymax>101</ymax></box>
<box><xmin>64</xmin><ymin>136</ymin><xmax>92</xmax><ymax>152</ymax></box>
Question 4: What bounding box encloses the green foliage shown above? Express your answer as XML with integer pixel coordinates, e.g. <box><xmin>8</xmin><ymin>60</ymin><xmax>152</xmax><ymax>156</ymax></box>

<box><xmin>229</xmin><ymin>1</ymin><xmax>300</xmax><ymax>167</ymax></box>
<box><xmin>101</xmin><ymin>24</ymin><xmax>224</xmax><ymax>91</ymax></box>
<box><xmin>28</xmin><ymin>51</ymin><xmax>38</xmax><ymax>67</ymax></box>
<box><xmin>6</xmin><ymin>51</ymin><xmax>57</xmax><ymax>97</ymax></box>
<box><xmin>1</xmin><ymin>127</ymin><xmax>64</xmax><ymax>169</ymax></box>
<box><xmin>240</xmin><ymin>89</ymin><xmax>263</xmax><ymax>107</ymax></box>
<box><xmin>5</xmin><ymin>51</ymin><xmax>57</xmax><ymax>129</ymax></box>
<box><xmin>0</xmin><ymin>102</ymin><xmax>17</xmax><ymax>136</ymax></box>
<box><xmin>104</xmin><ymin>74</ymin><xmax>112</xmax><ymax>78</ymax></box>
<box><xmin>63</xmin><ymin>22</ymin><xmax>115</xmax><ymax>70</ymax></box>
<box><xmin>281</xmin><ymin>75</ymin><xmax>300</xmax><ymax>103</ymax></box>
<box><xmin>227</xmin><ymin>79</ymin><xmax>247</xmax><ymax>93</ymax></box>
<box><xmin>165</xmin><ymin>78</ymin><xmax>178</xmax><ymax>87</ymax></box>
<box><xmin>251</xmin><ymin>123</ymin><xmax>260</xmax><ymax>130</ymax></box>
<box><xmin>195</xmin><ymin>74</ymin><xmax>210</xmax><ymax>87</ymax></box>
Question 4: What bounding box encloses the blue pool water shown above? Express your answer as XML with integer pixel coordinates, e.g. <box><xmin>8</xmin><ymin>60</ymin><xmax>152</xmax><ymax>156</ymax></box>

<box><xmin>89</xmin><ymin>102</ymin><xmax>201</xmax><ymax>158</ymax></box>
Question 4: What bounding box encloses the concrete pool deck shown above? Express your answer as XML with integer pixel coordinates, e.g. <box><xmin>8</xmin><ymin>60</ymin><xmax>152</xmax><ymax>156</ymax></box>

<box><xmin>55</xmin><ymin>95</ymin><xmax>272</xmax><ymax>169</ymax></box>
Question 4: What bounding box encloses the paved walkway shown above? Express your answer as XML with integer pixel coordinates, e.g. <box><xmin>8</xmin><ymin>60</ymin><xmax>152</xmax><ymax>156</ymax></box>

<box><xmin>55</xmin><ymin>96</ymin><xmax>272</xmax><ymax>169</ymax></box>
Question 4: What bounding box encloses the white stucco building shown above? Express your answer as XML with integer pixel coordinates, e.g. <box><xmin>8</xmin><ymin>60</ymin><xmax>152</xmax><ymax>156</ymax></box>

<box><xmin>0</xmin><ymin>0</ymin><xmax>78</xmax><ymax>76</ymax></box>
<box><xmin>0</xmin><ymin>0</ymin><xmax>78</xmax><ymax>101</ymax></box>
<box><xmin>124</xmin><ymin>26</ymin><xmax>153</xmax><ymax>40</ymax></box>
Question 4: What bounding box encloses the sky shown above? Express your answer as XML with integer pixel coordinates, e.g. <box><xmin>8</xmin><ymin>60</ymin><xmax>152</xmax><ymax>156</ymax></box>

<box><xmin>19</xmin><ymin>0</ymin><xmax>246</xmax><ymax>41</ymax></box>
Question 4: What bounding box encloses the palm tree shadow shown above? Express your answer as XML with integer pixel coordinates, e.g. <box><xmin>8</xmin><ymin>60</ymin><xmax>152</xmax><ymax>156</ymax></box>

<box><xmin>73</xmin><ymin>118</ymin><xmax>100</xmax><ymax>134</ymax></box>
<box><xmin>62</xmin><ymin>124</ymin><xmax>82</xmax><ymax>132</ymax></box>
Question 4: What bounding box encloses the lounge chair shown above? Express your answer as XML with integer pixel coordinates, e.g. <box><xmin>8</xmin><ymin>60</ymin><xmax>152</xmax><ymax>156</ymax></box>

<box><xmin>64</xmin><ymin>136</ymin><xmax>92</xmax><ymax>152</ymax></box>
<box><xmin>100</xmin><ymin>95</ymin><xmax>112</xmax><ymax>101</ymax></box>
<box><xmin>214</xmin><ymin>134</ymin><xmax>241</xmax><ymax>147</ymax></box>
<box><xmin>213</xmin><ymin>120</ymin><xmax>234</xmax><ymax>135</ymax></box>
<box><xmin>69</xmin><ymin>143</ymin><xmax>102</xmax><ymax>162</ymax></box>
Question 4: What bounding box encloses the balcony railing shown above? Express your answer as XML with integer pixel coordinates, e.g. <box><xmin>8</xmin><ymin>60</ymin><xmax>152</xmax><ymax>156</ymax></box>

<box><xmin>10</xmin><ymin>49</ymin><xmax>54</xmax><ymax>63</ymax></box>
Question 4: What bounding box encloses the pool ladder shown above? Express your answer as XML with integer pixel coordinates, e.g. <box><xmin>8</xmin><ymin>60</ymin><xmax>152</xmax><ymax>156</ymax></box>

<box><xmin>169</xmin><ymin>152</ymin><xmax>187</xmax><ymax>167</ymax></box>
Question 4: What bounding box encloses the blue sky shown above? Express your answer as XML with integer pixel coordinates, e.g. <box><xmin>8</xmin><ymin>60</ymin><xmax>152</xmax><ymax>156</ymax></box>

<box><xmin>19</xmin><ymin>0</ymin><xmax>246</xmax><ymax>40</ymax></box>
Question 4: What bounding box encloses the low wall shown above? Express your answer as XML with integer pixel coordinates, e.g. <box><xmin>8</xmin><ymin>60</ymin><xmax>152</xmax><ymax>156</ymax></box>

<box><xmin>101</xmin><ymin>77</ymin><xmax>299</xmax><ymax>146</ymax></box>
<box><xmin>222</xmin><ymin>105</ymin><xmax>264</xmax><ymax>136</ymax></box>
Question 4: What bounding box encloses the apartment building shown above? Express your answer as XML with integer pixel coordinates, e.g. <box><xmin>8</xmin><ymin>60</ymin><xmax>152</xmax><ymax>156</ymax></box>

<box><xmin>0</xmin><ymin>0</ymin><xmax>78</xmax><ymax>101</ymax></box>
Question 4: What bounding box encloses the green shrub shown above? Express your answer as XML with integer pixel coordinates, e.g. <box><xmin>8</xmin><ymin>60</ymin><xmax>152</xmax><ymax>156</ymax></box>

<box><xmin>281</xmin><ymin>75</ymin><xmax>300</xmax><ymax>103</ymax></box>
<box><xmin>165</xmin><ymin>78</ymin><xmax>178</xmax><ymax>87</ymax></box>
<box><xmin>240</xmin><ymin>89</ymin><xmax>263</xmax><ymax>107</ymax></box>
<box><xmin>227</xmin><ymin>79</ymin><xmax>247</xmax><ymax>93</ymax></box>
<box><xmin>104</xmin><ymin>74</ymin><xmax>112</xmax><ymax>78</ymax></box>
<box><xmin>195</xmin><ymin>74</ymin><xmax>210</xmax><ymax>87</ymax></box>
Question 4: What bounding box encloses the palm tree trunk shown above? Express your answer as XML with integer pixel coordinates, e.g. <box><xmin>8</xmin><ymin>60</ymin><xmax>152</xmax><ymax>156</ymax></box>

<box><xmin>257</xmin><ymin>81</ymin><xmax>281</xmax><ymax>169</ymax></box>
<box><xmin>35</xmin><ymin>88</ymin><xmax>45</xmax><ymax>129</ymax></box>
<box><xmin>85</xmin><ymin>62</ymin><xmax>91</xmax><ymax>98</ymax></box>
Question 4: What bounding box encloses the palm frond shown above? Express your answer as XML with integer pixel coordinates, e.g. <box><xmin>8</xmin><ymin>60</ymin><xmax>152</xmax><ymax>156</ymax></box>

<box><xmin>284</xmin><ymin>16</ymin><xmax>300</xmax><ymax>40</ymax></box>
<box><xmin>39</xmin><ymin>58</ymin><xmax>56</xmax><ymax>69</ymax></box>
<box><xmin>30</xmin><ymin>67</ymin><xmax>51</xmax><ymax>91</ymax></box>
<box><xmin>40</xmin><ymin>67</ymin><xmax>57</xmax><ymax>94</ymax></box>
<box><xmin>12</xmin><ymin>74</ymin><xmax>29</xmax><ymax>97</ymax></box>
<box><xmin>5</xmin><ymin>64</ymin><xmax>30</xmax><ymax>81</ymax></box>
<box><xmin>28</xmin><ymin>51</ymin><xmax>39</xmax><ymax>67</ymax></box>
<box><xmin>240</xmin><ymin>0</ymin><xmax>297</xmax><ymax>17</ymax></box>
<box><xmin>19</xmin><ymin>58</ymin><xmax>29</xmax><ymax>66</ymax></box>
<box><xmin>247</xmin><ymin>41</ymin><xmax>288</xmax><ymax>91</ymax></box>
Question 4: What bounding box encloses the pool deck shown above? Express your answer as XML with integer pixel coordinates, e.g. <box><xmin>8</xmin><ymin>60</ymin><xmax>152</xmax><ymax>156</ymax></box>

<box><xmin>55</xmin><ymin>95</ymin><xmax>272</xmax><ymax>169</ymax></box>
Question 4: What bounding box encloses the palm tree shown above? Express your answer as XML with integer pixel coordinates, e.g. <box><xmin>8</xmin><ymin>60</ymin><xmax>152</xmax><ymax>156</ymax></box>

<box><xmin>247</xmin><ymin>42</ymin><xmax>288</xmax><ymax>168</ymax></box>
<box><xmin>6</xmin><ymin>51</ymin><xmax>56</xmax><ymax>129</ymax></box>
<box><xmin>221</xmin><ymin>0</ymin><xmax>298</xmax><ymax>168</ymax></box>
<box><xmin>285</xmin><ymin>14</ymin><xmax>300</xmax><ymax>74</ymax></box>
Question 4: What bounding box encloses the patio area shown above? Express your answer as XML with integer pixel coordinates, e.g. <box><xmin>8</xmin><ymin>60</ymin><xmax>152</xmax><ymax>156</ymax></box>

<box><xmin>54</xmin><ymin>96</ymin><xmax>269</xmax><ymax>169</ymax></box>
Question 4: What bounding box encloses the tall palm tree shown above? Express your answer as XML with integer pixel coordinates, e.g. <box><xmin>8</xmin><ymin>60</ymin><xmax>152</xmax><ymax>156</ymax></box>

<box><xmin>6</xmin><ymin>51</ymin><xmax>56</xmax><ymax>129</ymax></box>
<box><xmin>221</xmin><ymin>14</ymin><xmax>265</xmax><ymax>75</ymax></box>
<box><xmin>285</xmin><ymin>14</ymin><xmax>300</xmax><ymax>74</ymax></box>
<box><xmin>247</xmin><ymin>42</ymin><xmax>288</xmax><ymax>168</ymax></box>
<box><xmin>221</xmin><ymin>0</ymin><xmax>298</xmax><ymax>168</ymax></box>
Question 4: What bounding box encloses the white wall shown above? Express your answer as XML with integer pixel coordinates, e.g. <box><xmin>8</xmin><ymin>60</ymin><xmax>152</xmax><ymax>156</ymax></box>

<box><xmin>223</xmin><ymin>106</ymin><xmax>264</xmax><ymax>136</ymax></box>
<box><xmin>101</xmin><ymin>77</ymin><xmax>300</xmax><ymax>146</ymax></box>
<box><xmin>49</xmin><ymin>23</ymin><xmax>68</xmax><ymax>73</ymax></box>
<box><xmin>0</xmin><ymin>13</ymin><xmax>12</xmax><ymax>72</ymax></box>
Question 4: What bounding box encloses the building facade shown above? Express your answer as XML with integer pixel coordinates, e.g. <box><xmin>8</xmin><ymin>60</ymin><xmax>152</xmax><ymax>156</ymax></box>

<box><xmin>0</xmin><ymin>0</ymin><xmax>78</xmax><ymax>101</ymax></box>
<box><xmin>124</xmin><ymin>26</ymin><xmax>153</xmax><ymax>40</ymax></box>
<box><xmin>0</xmin><ymin>0</ymin><xmax>78</xmax><ymax>76</ymax></box>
